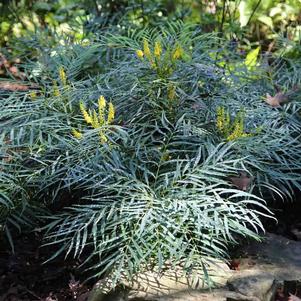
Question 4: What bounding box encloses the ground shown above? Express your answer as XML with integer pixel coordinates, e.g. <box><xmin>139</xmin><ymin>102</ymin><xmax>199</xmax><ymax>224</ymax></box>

<box><xmin>0</xmin><ymin>231</ymin><xmax>92</xmax><ymax>301</ymax></box>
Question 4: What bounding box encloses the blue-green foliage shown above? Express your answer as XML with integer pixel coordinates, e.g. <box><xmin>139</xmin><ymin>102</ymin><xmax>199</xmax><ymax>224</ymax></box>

<box><xmin>1</xmin><ymin>22</ymin><xmax>301</xmax><ymax>285</ymax></box>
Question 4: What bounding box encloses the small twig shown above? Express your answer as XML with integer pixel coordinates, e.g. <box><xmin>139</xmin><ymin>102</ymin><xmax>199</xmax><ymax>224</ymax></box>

<box><xmin>219</xmin><ymin>0</ymin><xmax>227</xmax><ymax>36</ymax></box>
<box><xmin>24</xmin><ymin>288</ymin><xmax>41</xmax><ymax>300</ymax></box>
<box><xmin>94</xmin><ymin>0</ymin><xmax>100</xmax><ymax>17</ymax></box>
<box><xmin>246</xmin><ymin>0</ymin><xmax>262</xmax><ymax>26</ymax></box>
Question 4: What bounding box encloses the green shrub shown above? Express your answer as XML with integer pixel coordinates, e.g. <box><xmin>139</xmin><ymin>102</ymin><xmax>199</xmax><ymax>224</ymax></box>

<box><xmin>1</xmin><ymin>22</ymin><xmax>301</xmax><ymax>286</ymax></box>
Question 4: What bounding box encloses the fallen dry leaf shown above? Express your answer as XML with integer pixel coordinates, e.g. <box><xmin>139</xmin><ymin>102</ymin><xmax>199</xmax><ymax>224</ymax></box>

<box><xmin>229</xmin><ymin>259</ymin><xmax>240</xmax><ymax>270</ymax></box>
<box><xmin>0</xmin><ymin>53</ymin><xmax>25</xmax><ymax>79</ymax></box>
<box><xmin>0</xmin><ymin>81</ymin><xmax>38</xmax><ymax>91</ymax></box>
<box><xmin>0</xmin><ymin>81</ymin><xmax>30</xmax><ymax>91</ymax></box>
<box><xmin>265</xmin><ymin>92</ymin><xmax>288</xmax><ymax>107</ymax></box>
<box><xmin>9</xmin><ymin>65</ymin><xmax>25</xmax><ymax>79</ymax></box>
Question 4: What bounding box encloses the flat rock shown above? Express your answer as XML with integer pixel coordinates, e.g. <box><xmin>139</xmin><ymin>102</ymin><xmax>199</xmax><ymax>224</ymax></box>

<box><xmin>226</xmin><ymin>233</ymin><xmax>301</xmax><ymax>301</ymax></box>
<box><xmin>88</xmin><ymin>233</ymin><xmax>301</xmax><ymax>301</ymax></box>
<box><xmin>245</xmin><ymin>233</ymin><xmax>301</xmax><ymax>265</ymax></box>
<box><xmin>89</xmin><ymin>258</ymin><xmax>232</xmax><ymax>301</ymax></box>
<box><xmin>228</xmin><ymin>270</ymin><xmax>276</xmax><ymax>301</ymax></box>
<box><xmin>239</xmin><ymin>233</ymin><xmax>301</xmax><ymax>280</ymax></box>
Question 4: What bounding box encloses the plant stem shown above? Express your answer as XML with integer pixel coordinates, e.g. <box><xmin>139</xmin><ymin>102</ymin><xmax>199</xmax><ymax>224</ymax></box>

<box><xmin>219</xmin><ymin>0</ymin><xmax>227</xmax><ymax>36</ymax></box>
<box><xmin>246</xmin><ymin>0</ymin><xmax>262</xmax><ymax>26</ymax></box>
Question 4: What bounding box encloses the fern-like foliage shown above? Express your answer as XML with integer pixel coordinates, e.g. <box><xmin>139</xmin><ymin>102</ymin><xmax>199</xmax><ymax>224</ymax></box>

<box><xmin>1</xmin><ymin>22</ymin><xmax>300</xmax><ymax>287</ymax></box>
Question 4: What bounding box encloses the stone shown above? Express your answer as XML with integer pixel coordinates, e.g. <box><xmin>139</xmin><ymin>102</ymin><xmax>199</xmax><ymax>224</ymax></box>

<box><xmin>88</xmin><ymin>258</ymin><xmax>233</xmax><ymax>301</ymax></box>
<box><xmin>240</xmin><ymin>233</ymin><xmax>301</xmax><ymax>281</ymax></box>
<box><xmin>226</xmin><ymin>233</ymin><xmax>301</xmax><ymax>301</ymax></box>
<box><xmin>227</xmin><ymin>270</ymin><xmax>276</xmax><ymax>301</ymax></box>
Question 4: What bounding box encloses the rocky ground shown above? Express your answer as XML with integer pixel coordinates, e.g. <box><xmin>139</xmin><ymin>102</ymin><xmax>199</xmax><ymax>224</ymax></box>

<box><xmin>89</xmin><ymin>232</ymin><xmax>301</xmax><ymax>301</ymax></box>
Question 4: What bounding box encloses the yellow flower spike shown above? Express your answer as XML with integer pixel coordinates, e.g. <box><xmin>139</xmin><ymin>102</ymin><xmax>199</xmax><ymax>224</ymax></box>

<box><xmin>99</xmin><ymin>131</ymin><xmax>108</xmax><ymax>143</ymax></box>
<box><xmin>217</xmin><ymin>107</ymin><xmax>253</xmax><ymax>141</ymax></box>
<box><xmin>172</xmin><ymin>45</ymin><xmax>183</xmax><ymax>60</ymax></box>
<box><xmin>167</xmin><ymin>85</ymin><xmax>176</xmax><ymax>100</ymax></box>
<box><xmin>53</xmin><ymin>81</ymin><xmax>60</xmax><ymax>97</ymax></box>
<box><xmin>154</xmin><ymin>41</ymin><xmax>162</xmax><ymax>58</ymax></box>
<box><xmin>59</xmin><ymin>66</ymin><xmax>67</xmax><ymax>86</ymax></box>
<box><xmin>216</xmin><ymin>106</ymin><xmax>225</xmax><ymax>132</ymax></box>
<box><xmin>92</xmin><ymin>109</ymin><xmax>100</xmax><ymax>129</ymax></box>
<box><xmin>225</xmin><ymin>111</ymin><xmax>231</xmax><ymax>129</ymax></box>
<box><xmin>136</xmin><ymin>50</ymin><xmax>144</xmax><ymax>59</ymax></box>
<box><xmin>72</xmin><ymin>129</ymin><xmax>82</xmax><ymax>139</ymax></box>
<box><xmin>107</xmin><ymin>102</ymin><xmax>115</xmax><ymax>124</ymax></box>
<box><xmin>79</xmin><ymin>101</ymin><xmax>93</xmax><ymax>125</ymax></box>
<box><xmin>227</xmin><ymin>122</ymin><xmax>242</xmax><ymax>141</ymax></box>
<box><xmin>98</xmin><ymin>111</ymin><xmax>105</xmax><ymax>126</ymax></box>
<box><xmin>98</xmin><ymin>95</ymin><xmax>106</xmax><ymax>125</ymax></box>
<box><xmin>143</xmin><ymin>39</ymin><xmax>151</xmax><ymax>59</ymax></box>
<box><xmin>98</xmin><ymin>95</ymin><xmax>106</xmax><ymax>110</ymax></box>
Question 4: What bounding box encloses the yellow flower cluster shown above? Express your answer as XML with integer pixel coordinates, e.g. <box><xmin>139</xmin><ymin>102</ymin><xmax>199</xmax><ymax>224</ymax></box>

<box><xmin>216</xmin><ymin>106</ymin><xmax>230</xmax><ymax>135</ymax></box>
<box><xmin>167</xmin><ymin>84</ymin><xmax>176</xmax><ymax>101</ymax></box>
<box><xmin>154</xmin><ymin>41</ymin><xmax>162</xmax><ymax>58</ymax></box>
<box><xmin>143</xmin><ymin>39</ymin><xmax>152</xmax><ymax>59</ymax></box>
<box><xmin>52</xmin><ymin>80</ymin><xmax>60</xmax><ymax>97</ymax></box>
<box><xmin>172</xmin><ymin>45</ymin><xmax>184</xmax><ymax>60</ymax></box>
<box><xmin>135</xmin><ymin>39</ymin><xmax>184</xmax><ymax>77</ymax></box>
<box><xmin>59</xmin><ymin>66</ymin><xmax>67</xmax><ymax>87</ymax></box>
<box><xmin>52</xmin><ymin>67</ymin><xmax>68</xmax><ymax>98</ymax></box>
<box><xmin>72</xmin><ymin>95</ymin><xmax>115</xmax><ymax>143</ymax></box>
<box><xmin>216</xmin><ymin>106</ymin><xmax>252</xmax><ymax>141</ymax></box>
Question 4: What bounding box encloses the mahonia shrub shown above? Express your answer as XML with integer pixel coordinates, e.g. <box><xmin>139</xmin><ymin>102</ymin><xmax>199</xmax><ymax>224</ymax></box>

<box><xmin>1</xmin><ymin>22</ymin><xmax>301</xmax><ymax>286</ymax></box>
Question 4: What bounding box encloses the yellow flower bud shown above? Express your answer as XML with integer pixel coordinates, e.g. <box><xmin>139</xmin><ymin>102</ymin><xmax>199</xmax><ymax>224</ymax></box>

<box><xmin>172</xmin><ymin>45</ymin><xmax>183</xmax><ymax>60</ymax></box>
<box><xmin>99</xmin><ymin>131</ymin><xmax>108</xmax><ymax>143</ymax></box>
<box><xmin>136</xmin><ymin>50</ymin><xmax>144</xmax><ymax>58</ymax></box>
<box><xmin>154</xmin><ymin>41</ymin><xmax>162</xmax><ymax>58</ymax></box>
<box><xmin>80</xmin><ymin>101</ymin><xmax>93</xmax><ymax>124</ymax></box>
<box><xmin>107</xmin><ymin>102</ymin><xmax>115</xmax><ymax>124</ymax></box>
<box><xmin>29</xmin><ymin>91</ymin><xmax>37</xmax><ymax>100</ymax></box>
<box><xmin>72</xmin><ymin>129</ymin><xmax>82</xmax><ymax>139</ymax></box>
<box><xmin>92</xmin><ymin>109</ymin><xmax>100</xmax><ymax>128</ymax></box>
<box><xmin>98</xmin><ymin>95</ymin><xmax>106</xmax><ymax>110</ymax></box>
<box><xmin>97</xmin><ymin>96</ymin><xmax>106</xmax><ymax>126</ymax></box>
<box><xmin>216</xmin><ymin>106</ymin><xmax>225</xmax><ymax>132</ymax></box>
<box><xmin>59</xmin><ymin>66</ymin><xmax>67</xmax><ymax>86</ymax></box>
<box><xmin>167</xmin><ymin>85</ymin><xmax>176</xmax><ymax>100</ymax></box>
<box><xmin>53</xmin><ymin>81</ymin><xmax>60</xmax><ymax>97</ymax></box>
<box><xmin>143</xmin><ymin>39</ymin><xmax>151</xmax><ymax>59</ymax></box>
